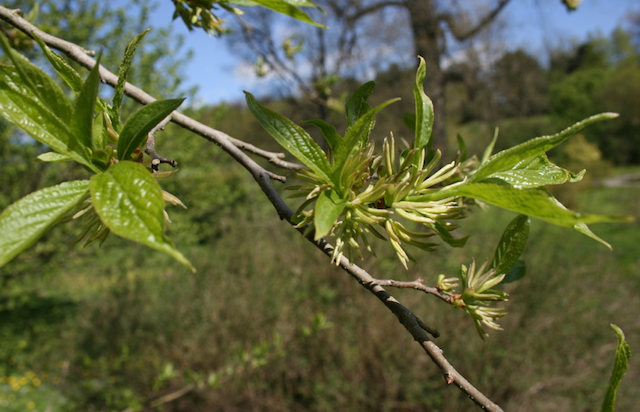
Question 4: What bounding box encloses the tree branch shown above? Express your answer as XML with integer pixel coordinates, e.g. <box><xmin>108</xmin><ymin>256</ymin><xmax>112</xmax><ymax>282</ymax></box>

<box><xmin>146</xmin><ymin>114</ymin><xmax>179</xmax><ymax>171</ymax></box>
<box><xmin>373</xmin><ymin>277</ymin><xmax>454</xmax><ymax>305</ymax></box>
<box><xmin>439</xmin><ymin>0</ymin><xmax>512</xmax><ymax>41</ymax></box>
<box><xmin>0</xmin><ymin>7</ymin><xmax>503</xmax><ymax>411</ymax></box>
<box><xmin>345</xmin><ymin>1</ymin><xmax>406</xmax><ymax>25</ymax></box>
<box><xmin>234</xmin><ymin>15</ymin><xmax>332</xmax><ymax>109</ymax></box>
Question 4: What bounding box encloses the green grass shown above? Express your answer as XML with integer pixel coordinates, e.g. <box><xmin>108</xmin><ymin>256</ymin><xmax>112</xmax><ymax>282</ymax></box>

<box><xmin>1</xmin><ymin>180</ymin><xmax>638</xmax><ymax>411</ymax></box>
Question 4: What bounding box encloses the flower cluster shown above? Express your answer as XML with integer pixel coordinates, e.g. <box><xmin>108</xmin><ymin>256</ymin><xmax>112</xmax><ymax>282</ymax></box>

<box><xmin>290</xmin><ymin>134</ymin><xmax>470</xmax><ymax>268</ymax></box>
<box><xmin>452</xmin><ymin>259</ymin><xmax>509</xmax><ymax>339</ymax></box>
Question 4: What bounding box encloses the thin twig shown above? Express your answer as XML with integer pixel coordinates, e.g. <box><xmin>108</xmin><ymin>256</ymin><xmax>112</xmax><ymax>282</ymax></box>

<box><xmin>373</xmin><ymin>277</ymin><xmax>454</xmax><ymax>304</ymax></box>
<box><xmin>0</xmin><ymin>7</ymin><xmax>503</xmax><ymax>411</ymax></box>
<box><xmin>146</xmin><ymin>114</ymin><xmax>179</xmax><ymax>170</ymax></box>
<box><xmin>148</xmin><ymin>383</ymin><xmax>196</xmax><ymax>408</ymax></box>
<box><xmin>439</xmin><ymin>0</ymin><xmax>512</xmax><ymax>41</ymax></box>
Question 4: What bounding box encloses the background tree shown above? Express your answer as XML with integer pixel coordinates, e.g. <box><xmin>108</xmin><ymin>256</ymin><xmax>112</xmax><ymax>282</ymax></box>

<box><xmin>549</xmin><ymin>28</ymin><xmax>640</xmax><ymax>164</ymax></box>
<box><xmin>229</xmin><ymin>0</ymin><xmax>588</xmax><ymax>157</ymax></box>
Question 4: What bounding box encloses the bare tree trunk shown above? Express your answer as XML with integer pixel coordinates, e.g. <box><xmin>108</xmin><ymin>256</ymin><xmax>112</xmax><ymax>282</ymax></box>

<box><xmin>404</xmin><ymin>0</ymin><xmax>448</xmax><ymax>157</ymax></box>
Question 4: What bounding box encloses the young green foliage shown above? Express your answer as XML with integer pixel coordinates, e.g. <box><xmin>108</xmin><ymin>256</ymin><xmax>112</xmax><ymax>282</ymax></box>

<box><xmin>412</xmin><ymin>56</ymin><xmax>434</xmax><ymax>150</ymax></box>
<box><xmin>71</xmin><ymin>50</ymin><xmax>102</xmax><ymax>152</ymax></box>
<box><xmin>245</xmin><ymin>91</ymin><xmax>332</xmax><ymax>182</ymax></box>
<box><xmin>117</xmin><ymin>98</ymin><xmax>185</xmax><ymax>161</ymax></box>
<box><xmin>0</xmin><ymin>32</ymin><xmax>192</xmax><ymax>271</ymax></box>
<box><xmin>32</xmin><ymin>32</ymin><xmax>84</xmax><ymax>93</ymax></box>
<box><xmin>601</xmin><ymin>324</ymin><xmax>632</xmax><ymax>412</ymax></box>
<box><xmin>111</xmin><ymin>29</ymin><xmax>150</xmax><ymax>132</ymax></box>
<box><xmin>172</xmin><ymin>0</ymin><xmax>325</xmax><ymax>36</ymax></box>
<box><xmin>90</xmin><ymin>162</ymin><xmax>194</xmax><ymax>272</ymax></box>
<box><xmin>248</xmin><ymin>58</ymin><xmax>628</xmax><ymax>268</ymax></box>
<box><xmin>0</xmin><ymin>181</ymin><xmax>90</xmax><ymax>267</ymax></box>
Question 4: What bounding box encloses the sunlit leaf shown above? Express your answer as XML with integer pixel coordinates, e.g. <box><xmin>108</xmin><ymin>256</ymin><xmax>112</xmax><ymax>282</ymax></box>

<box><xmin>334</xmin><ymin>97</ymin><xmax>399</xmax><ymax>174</ymax></box>
<box><xmin>0</xmin><ymin>180</ymin><xmax>89</xmax><ymax>268</ymax></box>
<box><xmin>238</xmin><ymin>0</ymin><xmax>327</xmax><ymax>28</ymax></box>
<box><xmin>71</xmin><ymin>51</ymin><xmax>102</xmax><ymax>151</ymax></box>
<box><xmin>314</xmin><ymin>189</ymin><xmax>347</xmax><ymax>240</ymax></box>
<box><xmin>92</xmin><ymin>109</ymin><xmax>109</xmax><ymax>150</ymax></box>
<box><xmin>112</xmin><ymin>29</ymin><xmax>150</xmax><ymax>131</ymax></box>
<box><xmin>456</xmin><ymin>183</ymin><xmax>630</xmax><ymax>247</ymax></box>
<box><xmin>413</xmin><ymin>56</ymin><xmax>434</xmax><ymax>150</ymax></box>
<box><xmin>474</xmin><ymin>113</ymin><xmax>618</xmax><ymax>181</ymax></box>
<box><xmin>32</xmin><ymin>32</ymin><xmax>83</xmax><ymax>93</ymax></box>
<box><xmin>0</xmin><ymin>66</ymin><xmax>96</xmax><ymax>171</ymax></box>
<box><xmin>573</xmin><ymin>222</ymin><xmax>613</xmax><ymax>250</ymax></box>
<box><xmin>245</xmin><ymin>92</ymin><xmax>332</xmax><ymax>181</ymax></box>
<box><xmin>89</xmin><ymin>161</ymin><xmax>194</xmax><ymax>271</ymax></box>
<box><xmin>37</xmin><ymin>152</ymin><xmax>74</xmax><ymax>162</ymax></box>
<box><xmin>458</xmin><ymin>183</ymin><xmax>628</xmax><ymax>226</ymax></box>
<box><xmin>117</xmin><ymin>98</ymin><xmax>184</xmax><ymax>161</ymax></box>
<box><xmin>486</xmin><ymin>155</ymin><xmax>584</xmax><ymax>189</ymax></box>
<box><xmin>0</xmin><ymin>33</ymin><xmax>72</xmax><ymax>121</ymax></box>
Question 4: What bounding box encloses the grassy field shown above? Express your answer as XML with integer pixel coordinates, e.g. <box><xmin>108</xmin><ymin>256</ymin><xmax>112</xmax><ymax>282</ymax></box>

<box><xmin>1</xmin><ymin>170</ymin><xmax>638</xmax><ymax>411</ymax></box>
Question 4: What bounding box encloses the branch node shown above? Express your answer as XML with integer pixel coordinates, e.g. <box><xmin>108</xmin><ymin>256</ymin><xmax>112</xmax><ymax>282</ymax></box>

<box><xmin>416</xmin><ymin>316</ymin><xmax>440</xmax><ymax>338</ymax></box>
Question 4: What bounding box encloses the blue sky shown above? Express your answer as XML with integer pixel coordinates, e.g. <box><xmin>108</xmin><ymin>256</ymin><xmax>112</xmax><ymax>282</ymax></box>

<box><xmin>149</xmin><ymin>0</ymin><xmax>638</xmax><ymax>106</ymax></box>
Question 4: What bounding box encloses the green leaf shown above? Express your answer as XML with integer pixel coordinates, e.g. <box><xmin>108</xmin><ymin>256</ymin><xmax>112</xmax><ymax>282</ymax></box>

<box><xmin>0</xmin><ymin>33</ymin><xmax>72</xmax><ymax>121</ymax></box>
<box><xmin>32</xmin><ymin>32</ymin><xmax>83</xmax><ymax>93</ymax></box>
<box><xmin>486</xmin><ymin>155</ymin><xmax>584</xmax><ymax>189</ymax></box>
<box><xmin>314</xmin><ymin>189</ymin><xmax>347</xmax><ymax>240</ymax></box>
<box><xmin>37</xmin><ymin>152</ymin><xmax>74</xmax><ymax>162</ymax></box>
<box><xmin>245</xmin><ymin>92</ymin><xmax>332</xmax><ymax>181</ymax></box>
<box><xmin>301</xmin><ymin>119</ymin><xmax>342</xmax><ymax>150</ymax></box>
<box><xmin>492</xmin><ymin>214</ymin><xmax>530</xmax><ymax>276</ymax></box>
<box><xmin>117</xmin><ymin>98</ymin><xmax>185</xmax><ymax>161</ymax></box>
<box><xmin>0</xmin><ymin>66</ymin><xmax>97</xmax><ymax>171</ymax></box>
<box><xmin>573</xmin><ymin>222</ymin><xmax>613</xmax><ymax>251</ymax></box>
<box><xmin>89</xmin><ymin>162</ymin><xmax>194</xmax><ymax>272</ymax></box>
<box><xmin>112</xmin><ymin>30</ymin><xmax>150</xmax><ymax>131</ymax></box>
<box><xmin>458</xmin><ymin>183</ymin><xmax>628</xmax><ymax>226</ymax></box>
<box><xmin>456</xmin><ymin>183</ymin><xmax>630</xmax><ymax>247</ymax></box>
<box><xmin>413</xmin><ymin>56</ymin><xmax>434</xmax><ymax>149</ymax></box>
<box><xmin>92</xmin><ymin>110</ymin><xmax>109</xmax><ymax>150</ymax></box>
<box><xmin>0</xmin><ymin>180</ymin><xmax>89</xmax><ymax>268</ymax></box>
<box><xmin>474</xmin><ymin>113</ymin><xmax>618</xmax><ymax>182</ymax></box>
<box><xmin>345</xmin><ymin>81</ymin><xmax>375</xmax><ymax>129</ymax></box>
<box><xmin>431</xmin><ymin>221</ymin><xmax>469</xmax><ymax>248</ymax></box>
<box><xmin>231</xmin><ymin>0</ymin><xmax>321</xmax><ymax>8</ymax></box>
<box><xmin>71</xmin><ymin>51</ymin><xmax>102</xmax><ymax>151</ymax></box>
<box><xmin>334</xmin><ymin>97</ymin><xmax>399</xmax><ymax>173</ymax></box>
<box><xmin>246</xmin><ymin>0</ymin><xmax>326</xmax><ymax>28</ymax></box>
<box><xmin>501</xmin><ymin>260</ymin><xmax>526</xmax><ymax>284</ymax></box>
<box><xmin>281</xmin><ymin>0</ymin><xmax>320</xmax><ymax>7</ymax></box>
<box><xmin>601</xmin><ymin>324</ymin><xmax>631</xmax><ymax>412</ymax></box>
